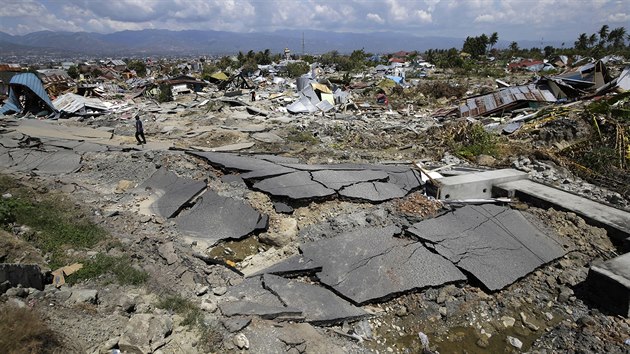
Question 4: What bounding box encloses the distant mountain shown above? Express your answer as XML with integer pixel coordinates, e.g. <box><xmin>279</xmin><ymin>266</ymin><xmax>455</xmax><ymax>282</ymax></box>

<box><xmin>0</xmin><ymin>29</ymin><xmax>564</xmax><ymax>57</ymax></box>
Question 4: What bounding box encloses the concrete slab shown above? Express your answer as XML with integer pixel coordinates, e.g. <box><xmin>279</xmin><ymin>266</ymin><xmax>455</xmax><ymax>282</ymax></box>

<box><xmin>385</xmin><ymin>170</ymin><xmax>424</xmax><ymax>192</ymax></box>
<box><xmin>253</xmin><ymin>171</ymin><xmax>335</xmax><ymax>200</ymax></box>
<box><xmin>219</xmin><ymin>276</ymin><xmax>303</xmax><ymax>319</ymax></box>
<box><xmin>338</xmin><ymin>182</ymin><xmax>407</xmax><ymax>202</ymax></box>
<box><xmin>191</xmin><ymin>142</ymin><xmax>255</xmax><ymax>152</ymax></box>
<box><xmin>252</xmin><ymin>132</ymin><xmax>284</xmax><ymax>143</ymax></box>
<box><xmin>311</xmin><ymin>170</ymin><xmax>389</xmax><ymax>190</ymax></box>
<box><xmin>175</xmin><ymin>190</ymin><xmax>268</xmax><ymax>245</ymax></box>
<box><xmin>587</xmin><ymin>253</ymin><xmax>630</xmax><ymax>317</ymax></box>
<box><xmin>188</xmin><ymin>152</ymin><xmax>280</xmax><ymax>172</ymax></box>
<box><xmin>136</xmin><ymin>168</ymin><xmax>206</xmax><ymax>218</ymax></box>
<box><xmin>407</xmin><ymin>205</ymin><xmax>567</xmax><ymax>291</ymax></box>
<box><xmin>241</xmin><ymin>320</ymin><xmax>346</xmax><ymax>354</ymax></box>
<box><xmin>495</xmin><ymin>179</ymin><xmax>630</xmax><ymax>242</ymax></box>
<box><xmin>263</xmin><ymin>274</ymin><xmax>368</xmax><ymax>325</ymax></box>
<box><xmin>247</xmin><ymin>255</ymin><xmax>321</xmax><ymax>278</ymax></box>
<box><xmin>300</xmin><ymin>226</ymin><xmax>466</xmax><ymax>304</ymax></box>
<box><xmin>16</xmin><ymin>119</ymin><xmax>113</xmax><ymax>141</ymax></box>
<box><xmin>6</xmin><ymin>149</ymin><xmax>81</xmax><ymax>174</ymax></box>
<box><xmin>427</xmin><ymin>168</ymin><xmax>528</xmax><ymax>200</ymax></box>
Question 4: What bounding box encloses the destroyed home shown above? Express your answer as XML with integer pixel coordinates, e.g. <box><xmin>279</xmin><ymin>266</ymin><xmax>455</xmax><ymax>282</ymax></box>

<box><xmin>1</xmin><ymin>20</ymin><xmax>630</xmax><ymax>354</ymax></box>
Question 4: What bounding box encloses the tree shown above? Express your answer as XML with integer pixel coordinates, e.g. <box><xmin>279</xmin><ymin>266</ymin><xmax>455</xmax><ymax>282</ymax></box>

<box><xmin>286</xmin><ymin>61</ymin><xmax>309</xmax><ymax>78</ymax></box>
<box><xmin>127</xmin><ymin>60</ymin><xmax>147</xmax><ymax>77</ymax></box>
<box><xmin>575</xmin><ymin>33</ymin><xmax>588</xmax><ymax>51</ymax></box>
<box><xmin>608</xmin><ymin>27</ymin><xmax>627</xmax><ymax>49</ymax></box>
<box><xmin>67</xmin><ymin>65</ymin><xmax>79</xmax><ymax>79</ymax></box>
<box><xmin>489</xmin><ymin>32</ymin><xmax>499</xmax><ymax>51</ymax></box>
<box><xmin>598</xmin><ymin>24</ymin><xmax>609</xmax><ymax>46</ymax></box>
<box><xmin>462</xmin><ymin>35</ymin><xmax>489</xmax><ymax>59</ymax></box>
<box><xmin>509</xmin><ymin>41</ymin><xmax>519</xmax><ymax>55</ymax></box>
<box><xmin>543</xmin><ymin>45</ymin><xmax>555</xmax><ymax>57</ymax></box>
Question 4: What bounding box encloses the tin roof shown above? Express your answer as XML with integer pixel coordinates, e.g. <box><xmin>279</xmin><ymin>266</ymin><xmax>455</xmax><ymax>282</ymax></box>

<box><xmin>459</xmin><ymin>84</ymin><xmax>556</xmax><ymax>118</ymax></box>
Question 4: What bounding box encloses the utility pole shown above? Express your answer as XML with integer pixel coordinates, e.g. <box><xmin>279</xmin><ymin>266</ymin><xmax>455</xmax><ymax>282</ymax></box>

<box><xmin>302</xmin><ymin>32</ymin><xmax>305</xmax><ymax>56</ymax></box>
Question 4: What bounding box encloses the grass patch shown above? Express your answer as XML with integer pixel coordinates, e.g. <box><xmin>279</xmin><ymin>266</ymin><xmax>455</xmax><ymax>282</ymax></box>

<box><xmin>156</xmin><ymin>295</ymin><xmax>203</xmax><ymax>327</ymax></box>
<box><xmin>156</xmin><ymin>294</ymin><xmax>223</xmax><ymax>350</ymax></box>
<box><xmin>454</xmin><ymin>123</ymin><xmax>499</xmax><ymax>159</ymax></box>
<box><xmin>68</xmin><ymin>253</ymin><xmax>148</xmax><ymax>286</ymax></box>
<box><xmin>286</xmin><ymin>129</ymin><xmax>320</xmax><ymax>144</ymax></box>
<box><xmin>0</xmin><ymin>303</ymin><xmax>64</xmax><ymax>354</ymax></box>
<box><xmin>0</xmin><ymin>175</ymin><xmax>106</xmax><ymax>269</ymax></box>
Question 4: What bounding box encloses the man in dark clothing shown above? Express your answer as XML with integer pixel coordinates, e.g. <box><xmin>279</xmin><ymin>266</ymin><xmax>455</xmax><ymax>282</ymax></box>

<box><xmin>135</xmin><ymin>115</ymin><xmax>146</xmax><ymax>145</ymax></box>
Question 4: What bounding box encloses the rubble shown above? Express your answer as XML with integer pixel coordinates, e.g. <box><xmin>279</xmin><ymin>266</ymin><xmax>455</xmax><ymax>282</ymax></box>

<box><xmin>1</xmin><ymin>47</ymin><xmax>629</xmax><ymax>354</ymax></box>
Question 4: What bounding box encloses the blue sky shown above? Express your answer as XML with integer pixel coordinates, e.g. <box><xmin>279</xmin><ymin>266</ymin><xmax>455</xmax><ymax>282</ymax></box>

<box><xmin>1</xmin><ymin>0</ymin><xmax>628</xmax><ymax>43</ymax></box>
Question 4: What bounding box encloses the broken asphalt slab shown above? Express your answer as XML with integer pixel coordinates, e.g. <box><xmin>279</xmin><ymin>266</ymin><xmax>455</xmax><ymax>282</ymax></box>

<box><xmin>175</xmin><ymin>190</ymin><xmax>268</xmax><ymax>246</ymax></box>
<box><xmin>246</xmin><ymin>254</ymin><xmax>322</xmax><ymax>278</ymax></box>
<box><xmin>136</xmin><ymin>167</ymin><xmax>206</xmax><ymax>218</ymax></box>
<box><xmin>262</xmin><ymin>274</ymin><xmax>368</xmax><ymax>325</ymax></box>
<box><xmin>188</xmin><ymin>152</ymin><xmax>422</xmax><ymax>202</ymax></box>
<box><xmin>299</xmin><ymin>225</ymin><xmax>466</xmax><ymax>304</ymax></box>
<box><xmin>407</xmin><ymin>204</ymin><xmax>568</xmax><ymax>291</ymax></box>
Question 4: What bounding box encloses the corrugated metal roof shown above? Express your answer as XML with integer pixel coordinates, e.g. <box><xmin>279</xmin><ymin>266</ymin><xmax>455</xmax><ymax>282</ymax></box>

<box><xmin>458</xmin><ymin>84</ymin><xmax>556</xmax><ymax>118</ymax></box>
<box><xmin>0</xmin><ymin>73</ymin><xmax>57</xmax><ymax>115</ymax></box>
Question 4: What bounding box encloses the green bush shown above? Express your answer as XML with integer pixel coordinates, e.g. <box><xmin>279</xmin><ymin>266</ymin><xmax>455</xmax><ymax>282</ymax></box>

<box><xmin>69</xmin><ymin>253</ymin><xmax>148</xmax><ymax>286</ymax></box>
<box><xmin>455</xmin><ymin>124</ymin><xmax>499</xmax><ymax>158</ymax></box>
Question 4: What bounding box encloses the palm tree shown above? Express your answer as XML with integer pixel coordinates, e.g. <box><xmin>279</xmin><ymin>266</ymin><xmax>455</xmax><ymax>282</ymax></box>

<box><xmin>608</xmin><ymin>27</ymin><xmax>627</xmax><ymax>49</ymax></box>
<box><xmin>575</xmin><ymin>33</ymin><xmax>588</xmax><ymax>51</ymax></box>
<box><xmin>598</xmin><ymin>24</ymin><xmax>609</xmax><ymax>46</ymax></box>
<box><xmin>588</xmin><ymin>34</ymin><xmax>598</xmax><ymax>48</ymax></box>
<box><xmin>489</xmin><ymin>32</ymin><xmax>499</xmax><ymax>51</ymax></box>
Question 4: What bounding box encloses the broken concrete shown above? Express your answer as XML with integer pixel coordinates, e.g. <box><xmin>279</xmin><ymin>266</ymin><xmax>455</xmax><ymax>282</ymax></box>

<box><xmin>118</xmin><ymin>313</ymin><xmax>173</xmax><ymax>354</ymax></box>
<box><xmin>338</xmin><ymin>181</ymin><xmax>407</xmax><ymax>202</ymax></box>
<box><xmin>219</xmin><ymin>276</ymin><xmax>302</xmax><ymax>319</ymax></box>
<box><xmin>175</xmin><ymin>190</ymin><xmax>268</xmax><ymax>245</ymax></box>
<box><xmin>495</xmin><ymin>179</ymin><xmax>630</xmax><ymax>242</ymax></box>
<box><xmin>262</xmin><ymin>274</ymin><xmax>368</xmax><ymax>325</ymax></box>
<box><xmin>247</xmin><ymin>255</ymin><xmax>321</xmax><ymax>278</ymax></box>
<box><xmin>427</xmin><ymin>168</ymin><xmax>528</xmax><ymax>200</ymax></box>
<box><xmin>252</xmin><ymin>171</ymin><xmax>335</xmax><ymax>200</ymax></box>
<box><xmin>300</xmin><ymin>225</ymin><xmax>466</xmax><ymax>304</ymax></box>
<box><xmin>136</xmin><ymin>167</ymin><xmax>206</xmax><ymax>218</ymax></box>
<box><xmin>407</xmin><ymin>205</ymin><xmax>567</xmax><ymax>291</ymax></box>
<box><xmin>587</xmin><ymin>252</ymin><xmax>630</xmax><ymax>317</ymax></box>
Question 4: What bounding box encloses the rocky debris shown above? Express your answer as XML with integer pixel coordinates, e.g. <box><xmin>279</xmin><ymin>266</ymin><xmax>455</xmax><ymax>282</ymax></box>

<box><xmin>338</xmin><ymin>181</ymin><xmax>407</xmax><ymax>202</ymax></box>
<box><xmin>157</xmin><ymin>242</ymin><xmax>179</xmax><ymax>265</ymax></box>
<box><xmin>175</xmin><ymin>189</ymin><xmax>268</xmax><ymax>246</ymax></box>
<box><xmin>239</xmin><ymin>320</ymin><xmax>346</xmax><ymax>354</ymax></box>
<box><xmin>135</xmin><ymin>167</ymin><xmax>206</xmax><ymax>218</ymax></box>
<box><xmin>219</xmin><ymin>276</ymin><xmax>302</xmax><ymax>319</ymax></box>
<box><xmin>222</xmin><ymin>317</ymin><xmax>252</xmax><ymax>333</ymax></box>
<box><xmin>262</xmin><ymin>273</ymin><xmax>368</xmax><ymax>325</ymax></box>
<box><xmin>408</xmin><ymin>204</ymin><xmax>568</xmax><ymax>291</ymax></box>
<box><xmin>118</xmin><ymin>313</ymin><xmax>173</xmax><ymax>354</ymax></box>
<box><xmin>299</xmin><ymin>225</ymin><xmax>466</xmax><ymax>304</ymax></box>
<box><xmin>67</xmin><ymin>289</ymin><xmax>98</xmax><ymax>304</ymax></box>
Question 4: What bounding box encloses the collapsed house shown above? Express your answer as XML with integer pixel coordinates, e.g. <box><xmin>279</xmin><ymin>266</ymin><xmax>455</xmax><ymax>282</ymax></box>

<box><xmin>0</xmin><ymin>73</ymin><xmax>57</xmax><ymax>116</ymax></box>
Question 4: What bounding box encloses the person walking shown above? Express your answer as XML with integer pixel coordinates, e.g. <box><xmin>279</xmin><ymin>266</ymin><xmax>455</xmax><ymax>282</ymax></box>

<box><xmin>135</xmin><ymin>114</ymin><xmax>146</xmax><ymax>145</ymax></box>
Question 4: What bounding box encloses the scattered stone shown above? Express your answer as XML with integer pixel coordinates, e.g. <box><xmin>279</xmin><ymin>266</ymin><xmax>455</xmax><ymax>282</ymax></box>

<box><xmin>501</xmin><ymin>316</ymin><xmax>516</xmax><ymax>328</ymax></box>
<box><xmin>118</xmin><ymin>314</ymin><xmax>173</xmax><ymax>354</ymax></box>
<box><xmin>222</xmin><ymin>317</ymin><xmax>252</xmax><ymax>333</ymax></box>
<box><xmin>115</xmin><ymin>179</ymin><xmax>135</xmax><ymax>193</ymax></box>
<box><xmin>67</xmin><ymin>289</ymin><xmax>98</xmax><ymax>304</ymax></box>
<box><xmin>507</xmin><ymin>336</ymin><xmax>523</xmax><ymax>349</ymax></box>
<box><xmin>157</xmin><ymin>242</ymin><xmax>178</xmax><ymax>265</ymax></box>
<box><xmin>273</xmin><ymin>201</ymin><xmax>294</xmax><ymax>214</ymax></box>
<box><xmin>213</xmin><ymin>286</ymin><xmax>227</xmax><ymax>296</ymax></box>
<box><xmin>233</xmin><ymin>333</ymin><xmax>250</xmax><ymax>349</ymax></box>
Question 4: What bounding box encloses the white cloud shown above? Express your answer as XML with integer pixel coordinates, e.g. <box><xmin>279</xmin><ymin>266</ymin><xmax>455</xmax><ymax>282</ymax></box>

<box><xmin>415</xmin><ymin>10</ymin><xmax>432</xmax><ymax>23</ymax></box>
<box><xmin>607</xmin><ymin>12</ymin><xmax>630</xmax><ymax>22</ymax></box>
<box><xmin>367</xmin><ymin>13</ymin><xmax>385</xmax><ymax>24</ymax></box>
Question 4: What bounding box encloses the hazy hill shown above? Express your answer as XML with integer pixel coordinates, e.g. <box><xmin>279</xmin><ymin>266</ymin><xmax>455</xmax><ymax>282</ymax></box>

<box><xmin>0</xmin><ymin>29</ymin><xmax>563</xmax><ymax>57</ymax></box>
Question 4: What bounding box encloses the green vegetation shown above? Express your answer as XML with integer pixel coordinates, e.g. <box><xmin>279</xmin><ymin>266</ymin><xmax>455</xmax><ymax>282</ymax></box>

<box><xmin>157</xmin><ymin>295</ymin><xmax>203</xmax><ymax>327</ymax></box>
<box><xmin>454</xmin><ymin>124</ymin><xmax>499</xmax><ymax>159</ymax></box>
<box><xmin>0</xmin><ymin>175</ymin><xmax>106</xmax><ymax>269</ymax></box>
<box><xmin>286</xmin><ymin>61</ymin><xmax>310</xmax><ymax>78</ymax></box>
<box><xmin>0</xmin><ymin>303</ymin><xmax>63</xmax><ymax>354</ymax></box>
<box><xmin>156</xmin><ymin>294</ymin><xmax>223</xmax><ymax>350</ymax></box>
<box><xmin>127</xmin><ymin>60</ymin><xmax>147</xmax><ymax>77</ymax></box>
<box><xmin>68</xmin><ymin>253</ymin><xmax>148</xmax><ymax>286</ymax></box>
<box><xmin>157</xmin><ymin>83</ymin><xmax>173</xmax><ymax>103</ymax></box>
<box><xmin>286</xmin><ymin>128</ymin><xmax>320</xmax><ymax>144</ymax></box>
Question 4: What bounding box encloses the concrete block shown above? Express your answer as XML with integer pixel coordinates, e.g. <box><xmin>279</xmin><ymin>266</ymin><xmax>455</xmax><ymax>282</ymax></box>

<box><xmin>427</xmin><ymin>169</ymin><xmax>528</xmax><ymax>200</ymax></box>
<box><xmin>0</xmin><ymin>263</ymin><xmax>45</xmax><ymax>290</ymax></box>
<box><xmin>587</xmin><ymin>253</ymin><xmax>630</xmax><ymax>317</ymax></box>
